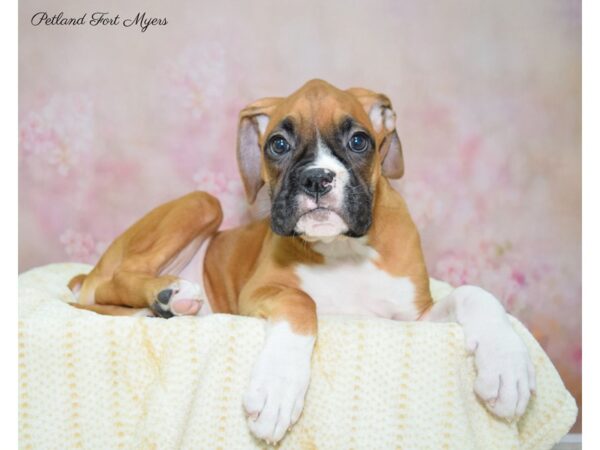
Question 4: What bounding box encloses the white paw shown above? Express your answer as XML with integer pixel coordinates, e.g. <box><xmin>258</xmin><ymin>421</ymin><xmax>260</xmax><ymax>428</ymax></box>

<box><xmin>469</xmin><ymin>322</ymin><xmax>536</xmax><ymax>419</ymax></box>
<box><xmin>153</xmin><ymin>279</ymin><xmax>204</xmax><ymax>317</ymax></box>
<box><xmin>243</xmin><ymin>322</ymin><xmax>315</xmax><ymax>444</ymax></box>
<box><xmin>454</xmin><ymin>286</ymin><xmax>536</xmax><ymax>419</ymax></box>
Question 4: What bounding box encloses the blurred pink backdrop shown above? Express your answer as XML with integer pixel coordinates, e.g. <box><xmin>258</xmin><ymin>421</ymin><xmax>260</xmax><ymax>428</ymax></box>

<box><xmin>19</xmin><ymin>0</ymin><xmax>581</xmax><ymax>428</ymax></box>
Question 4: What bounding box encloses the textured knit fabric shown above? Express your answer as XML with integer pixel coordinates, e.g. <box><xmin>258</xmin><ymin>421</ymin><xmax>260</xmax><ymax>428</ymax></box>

<box><xmin>19</xmin><ymin>263</ymin><xmax>577</xmax><ymax>450</ymax></box>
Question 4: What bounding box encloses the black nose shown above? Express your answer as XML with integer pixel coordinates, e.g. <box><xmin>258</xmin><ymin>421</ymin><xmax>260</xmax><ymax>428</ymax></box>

<box><xmin>300</xmin><ymin>168</ymin><xmax>335</xmax><ymax>199</ymax></box>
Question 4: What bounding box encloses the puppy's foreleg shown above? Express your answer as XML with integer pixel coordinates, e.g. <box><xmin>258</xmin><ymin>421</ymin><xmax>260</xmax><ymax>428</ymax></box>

<box><xmin>240</xmin><ymin>286</ymin><xmax>317</xmax><ymax>444</ymax></box>
<box><xmin>421</xmin><ymin>285</ymin><xmax>535</xmax><ymax>419</ymax></box>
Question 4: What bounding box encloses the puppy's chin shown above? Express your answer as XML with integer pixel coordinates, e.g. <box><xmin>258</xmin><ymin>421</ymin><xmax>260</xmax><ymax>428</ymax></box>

<box><xmin>295</xmin><ymin>209</ymin><xmax>348</xmax><ymax>242</ymax></box>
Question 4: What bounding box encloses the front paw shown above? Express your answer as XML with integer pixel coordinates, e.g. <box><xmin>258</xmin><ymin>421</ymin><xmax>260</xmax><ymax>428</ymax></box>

<box><xmin>468</xmin><ymin>323</ymin><xmax>536</xmax><ymax>419</ymax></box>
<box><xmin>450</xmin><ymin>286</ymin><xmax>536</xmax><ymax>419</ymax></box>
<box><xmin>243</xmin><ymin>322</ymin><xmax>315</xmax><ymax>444</ymax></box>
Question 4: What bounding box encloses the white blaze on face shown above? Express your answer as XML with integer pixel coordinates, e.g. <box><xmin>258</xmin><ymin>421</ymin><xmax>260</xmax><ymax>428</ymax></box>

<box><xmin>294</xmin><ymin>135</ymin><xmax>351</xmax><ymax>240</ymax></box>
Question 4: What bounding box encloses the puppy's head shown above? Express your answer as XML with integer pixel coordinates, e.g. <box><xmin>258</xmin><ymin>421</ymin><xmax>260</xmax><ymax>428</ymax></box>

<box><xmin>237</xmin><ymin>79</ymin><xmax>403</xmax><ymax>241</ymax></box>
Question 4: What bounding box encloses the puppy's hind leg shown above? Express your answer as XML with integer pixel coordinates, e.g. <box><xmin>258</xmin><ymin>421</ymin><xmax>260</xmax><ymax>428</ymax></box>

<box><xmin>68</xmin><ymin>191</ymin><xmax>223</xmax><ymax>317</ymax></box>
<box><xmin>71</xmin><ymin>303</ymin><xmax>153</xmax><ymax>317</ymax></box>
<box><xmin>94</xmin><ymin>271</ymin><xmax>204</xmax><ymax>318</ymax></box>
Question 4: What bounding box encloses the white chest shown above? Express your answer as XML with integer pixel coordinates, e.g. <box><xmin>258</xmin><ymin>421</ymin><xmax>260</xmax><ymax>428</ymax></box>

<box><xmin>294</xmin><ymin>239</ymin><xmax>418</xmax><ymax>320</ymax></box>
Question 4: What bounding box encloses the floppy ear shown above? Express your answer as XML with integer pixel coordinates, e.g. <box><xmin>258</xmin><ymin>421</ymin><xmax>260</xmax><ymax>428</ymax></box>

<box><xmin>237</xmin><ymin>97</ymin><xmax>281</xmax><ymax>203</ymax></box>
<box><xmin>346</xmin><ymin>87</ymin><xmax>404</xmax><ymax>179</ymax></box>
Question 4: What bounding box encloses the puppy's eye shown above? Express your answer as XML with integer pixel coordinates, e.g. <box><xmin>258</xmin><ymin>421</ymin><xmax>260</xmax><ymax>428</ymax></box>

<box><xmin>348</xmin><ymin>132</ymin><xmax>369</xmax><ymax>152</ymax></box>
<box><xmin>269</xmin><ymin>136</ymin><xmax>291</xmax><ymax>155</ymax></box>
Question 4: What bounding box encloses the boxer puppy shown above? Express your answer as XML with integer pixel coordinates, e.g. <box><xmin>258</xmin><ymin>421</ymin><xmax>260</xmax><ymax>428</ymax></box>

<box><xmin>69</xmin><ymin>80</ymin><xmax>535</xmax><ymax>444</ymax></box>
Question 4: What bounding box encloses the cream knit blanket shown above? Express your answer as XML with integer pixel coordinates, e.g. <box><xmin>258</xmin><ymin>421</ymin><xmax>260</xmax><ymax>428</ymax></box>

<box><xmin>19</xmin><ymin>263</ymin><xmax>577</xmax><ymax>450</ymax></box>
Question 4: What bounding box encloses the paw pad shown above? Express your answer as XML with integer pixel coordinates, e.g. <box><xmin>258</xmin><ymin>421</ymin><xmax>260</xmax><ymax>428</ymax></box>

<box><xmin>157</xmin><ymin>288</ymin><xmax>174</xmax><ymax>304</ymax></box>
<box><xmin>152</xmin><ymin>280</ymin><xmax>203</xmax><ymax>318</ymax></box>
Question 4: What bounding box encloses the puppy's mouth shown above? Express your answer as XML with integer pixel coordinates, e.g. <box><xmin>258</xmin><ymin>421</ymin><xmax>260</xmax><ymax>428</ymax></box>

<box><xmin>299</xmin><ymin>207</ymin><xmax>334</xmax><ymax>221</ymax></box>
<box><xmin>294</xmin><ymin>207</ymin><xmax>349</xmax><ymax>241</ymax></box>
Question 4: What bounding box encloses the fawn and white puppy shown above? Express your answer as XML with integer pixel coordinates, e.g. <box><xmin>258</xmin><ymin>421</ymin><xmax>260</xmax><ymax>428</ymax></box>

<box><xmin>69</xmin><ymin>80</ymin><xmax>535</xmax><ymax>444</ymax></box>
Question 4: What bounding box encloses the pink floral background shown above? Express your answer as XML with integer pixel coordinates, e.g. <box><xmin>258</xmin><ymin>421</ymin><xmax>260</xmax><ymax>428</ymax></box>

<box><xmin>19</xmin><ymin>0</ymin><xmax>581</xmax><ymax>429</ymax></box>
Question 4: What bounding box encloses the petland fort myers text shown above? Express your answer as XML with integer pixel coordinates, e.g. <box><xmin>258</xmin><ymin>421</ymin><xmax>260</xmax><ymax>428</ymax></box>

<box><xmin>31</xmin><ymin>12</ymin><xmax>167</xmax><ymax>32</ymax></box>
